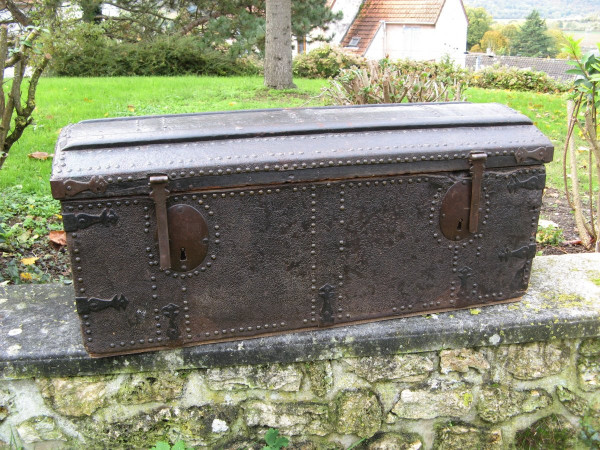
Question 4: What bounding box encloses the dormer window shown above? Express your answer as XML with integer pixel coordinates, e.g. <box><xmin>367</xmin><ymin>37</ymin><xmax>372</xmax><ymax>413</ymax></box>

<box><xmin>348</xmin><ymin>36</ymin><xmax>361</xmax><ymax>47</ymax></box>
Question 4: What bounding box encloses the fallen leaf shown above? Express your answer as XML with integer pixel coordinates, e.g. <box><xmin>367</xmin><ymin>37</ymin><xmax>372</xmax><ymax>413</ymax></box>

<box><xmin>127</xmin><ymin>105</ymin><xmax>135</xmax><ymax>112</ymax></box>
<box><xmin>55</xmin><ymin>214</ymin><xmax>62</xmax><ymax>219</ymax></box>
<box><xmin>21</xmin><ymin>257</ymin><xmax>38</xmax><ymax>266</ymax></box>
<box><xmin>28</xmin><ymin>152</ymin><xmax>53</xmax><ymax>160</ymax></box>
<box><xmin>104</xmin><ymin>112</ymin><xmax>109</xmax><ymax>117</ymax></box>
<box><xmin>49</xmin><ymin>230</ymin><xmax>67</xmax><ymax>248</ymax></box>
<box><xmin>83</xmin><ymin>97</ymin><xmax>93</xmax><ymax>103</ymax></box>
<box><xmin>20</xmin><ymin>272</ymin><xmax>33</xmax><ymax>281</ymax></box>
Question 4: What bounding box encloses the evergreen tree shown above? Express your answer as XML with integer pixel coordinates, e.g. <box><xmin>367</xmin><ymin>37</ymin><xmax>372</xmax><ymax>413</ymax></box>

<box><xmin>513</xmin><ymin>10</ymin><xmax>557</xmax><ymax>57</ymax></box>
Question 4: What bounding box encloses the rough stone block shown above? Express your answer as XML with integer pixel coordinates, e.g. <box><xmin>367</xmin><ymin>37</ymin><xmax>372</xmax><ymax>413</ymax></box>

<box><xmin>117</xmin><ymin>371</ymin><xmax>185</xmax><ymax>404</ymax></box>
<box><xmin>440</xmin><ymin>349</ymin><xmax>490</xmax><ymax>374</ymax></box>
<box><xmin>81</xmin><ymin>405</ymin><xmax>236</xmax><ymax>448</ymax></box>
<box><xmin>335</xmin><ymin>390</ymin><xmax>382</xmax><ymax>438</ymax></box>
<box><xmin>304</xmin><ymin>361</ymin><xmax>333</xmax><ymax>397</ymax></box>
<box><xmin>578</xmin><ymin>355</ymin><xmax>600</xmax><ymax>391</ymax></box>
<box><xmin>390</xmin><ymin>383</ymin><xmax>472</xmax><ymax>420</ymax></box>
<box><xmin>244</xmin><ymin>400</ymin><xmax>330</xmax><ymax>436</ymax></box>
<box><xmin>17</xmin><ymin>416</ymin><xmax>67</xmax><ymax>444</ymax></box>
<box><xmin>477</xmin><ymin>386</ymin><xmax>552</xmax><ymax>423</ymax></box>
<box><xmin>343</xmin><ymin>354</ymin><xmax>435</xmax><ymax>383</ymax></box>
<box><xmin>434</xmin><ymin>422</ymin><xmax>502</xmax><ymax>450</ymax></box>
<box><xmin>580</xmin><ymin>338</ymin><xmax>600</xmax><ymax>356</ymax></box>
<box><xmin>497</xmin><ymin>342</ymin><xmax>566</xmax><ymax>380</ymax></box>
<box><xmin>556</xmin><ymin>386</ymin><xmax>588</xmax><ymax>416</ymax></box>
<box><xmin>0</xmin><ymin>387</ymin><xmax>12</xmax><ymax>422</ymax></box>
<box><xmin>207</xmin><ymin>364</ymin><xmax>302</xmax><ymax>391</ymax></box>
<box><xmin>366</xmin><ymin>432</ymin><xmax>424</xmax><ymax>449</ymax></box>
<box><xmin>37</xmin><ymin>376</ymin><xmax>110</xmax><ymax>417</ymax></box>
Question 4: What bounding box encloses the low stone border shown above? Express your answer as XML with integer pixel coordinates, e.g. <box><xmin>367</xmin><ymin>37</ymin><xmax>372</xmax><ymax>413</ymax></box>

<box><xmin>0</xmin><ymin>254</ymin><xmax>599</xmax><ymax>448</ymax></box>
<box><xmin>1</xmin><ymin>254</ymin><xmax>599</xmax><ymax>379</ymax></box>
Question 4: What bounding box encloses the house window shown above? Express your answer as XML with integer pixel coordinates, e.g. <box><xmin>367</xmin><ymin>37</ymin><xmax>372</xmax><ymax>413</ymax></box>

<box><xmin>297</xmin><ymin>36</ymin><xmax>307</xmax><ymax>54</ymax></box>
<box><xmin>348</xmin><ymin>36</ymin><xmax>361</xmax><ymax>47</ymax></box>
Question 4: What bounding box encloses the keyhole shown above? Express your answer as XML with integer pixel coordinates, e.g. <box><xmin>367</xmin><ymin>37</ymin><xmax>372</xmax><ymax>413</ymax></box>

<box><xmin>457</xmin><ymin>219</ymin><xmax>463</xmax><ymax>231</ymax></box>
<box><xmin>180</xmin><ymin>247</ymin><xmax>187</xmax><ymax>261</ymax></box>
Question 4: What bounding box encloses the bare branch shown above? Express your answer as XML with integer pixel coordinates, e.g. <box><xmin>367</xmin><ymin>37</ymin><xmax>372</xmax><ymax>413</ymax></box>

<box><xmin>0</xmin><ymin>0</ymin><xmax>32</xmax><ymax>26</ymax></box>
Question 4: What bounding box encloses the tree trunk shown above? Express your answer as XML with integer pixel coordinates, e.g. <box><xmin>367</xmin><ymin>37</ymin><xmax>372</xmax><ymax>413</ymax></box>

<box><xmin>264</xmin><ymin>0</ymin><xmax>296</xmax><ymax>89</ymax></box>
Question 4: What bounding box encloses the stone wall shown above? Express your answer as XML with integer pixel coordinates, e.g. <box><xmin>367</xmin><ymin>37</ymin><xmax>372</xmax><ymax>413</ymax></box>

<box><xmin>1</xmin><ymin>254</ymin><xmax>600</xmax><ymax>449</ymax></box>
<box><xmin>1</xmin><ymin>337</ymin><xmax>599</xmax><ymax>448</ymax></box>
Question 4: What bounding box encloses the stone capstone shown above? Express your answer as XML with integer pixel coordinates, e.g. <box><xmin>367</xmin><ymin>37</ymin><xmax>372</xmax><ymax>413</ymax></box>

<box><xmin>497</xmin><ymin>341</ymin><xmax>566</xmax><ymax>380</ymax></box>
<box><xmin>440</xmin><ymin>349</ymin><xmax>490</xmax><ymax>374</ymax></box>
<box><xmin>390</xmin><ymin>383</ymin><xmax>473</xmax><ymax>420</ymax></box>
<box><xmin>477</xmin><ymin>386</ymin><xmax>552</xmax><ymax>423</ymax></box>
<box><xmin>304</xmin><ymin>361</ymin><xmax>333</xmax><ymax>397</ymax></box>
<box><xmin>578</xmin><ymin>354</ymin><xmax>600</xmax><ymax>391</ymax></box>
<box><xmin>343</xmin><ymin>354</ymin><xmax>435</xmax><ymax>383</ymax></box>
<box><xmin>434</xmin><ymin>423</ymin><xmax>502</xmax><ymax>450</ymax></box>
<box><xmin>366</xmin><ymin>432</ymin><xmax>424</xmax><ymax>449</ymax></box>
<box><xmin>17</xmin><ymin>416</ymin><xmax>67</xmax><ymax>444</ymax></box>
<box><xmin>335</xmin><ymin>390</ymin><xmax>382</xmax><ymax>438</ymax></box>
<box><xmin>244</xmin><ymin>400</ymin><xmax>330</xmax><ymax>436</ymax></box>
<box><xmin>556</xmin><ymin>386</ymin><xmax>588</xmax><ymax>416</ymax></box>
<box><xmin>117</xmin><ymin>371</ymin><xmax>185</xmax><ymax>404</ymax></box>
<box><xmin>206</xmin><ymin>363</ymin><xmax>302</xmax><ymax>391</ymax></box>
<box><xmin>37</xmin><ymin>376</ymin><xmax>110</xmax><ymax>417</ymax></box>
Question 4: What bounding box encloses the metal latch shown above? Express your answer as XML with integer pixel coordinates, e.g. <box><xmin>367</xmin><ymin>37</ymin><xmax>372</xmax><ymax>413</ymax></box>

<box><xmin>150</xmin><ymin>175</ymin><xmax>171</xmax><ymax>270</ymax></box>
<box><xmin>468</xmin><ymin>152</ymin><xmax>487</xmax><ymax>233</ymax></box>
<box><xmin>439</xmin><ymin>152</ymin><xmax>487</xmax><ymax>241</ymax></box>
<box><xmin>149</xmin><ymin>175</ymin><xmax>209</xmax><ymax>272</ymax></box>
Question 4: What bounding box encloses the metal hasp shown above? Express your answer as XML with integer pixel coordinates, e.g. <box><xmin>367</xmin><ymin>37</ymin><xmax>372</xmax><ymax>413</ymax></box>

<box><xmin>468</xmin><ymin>152</ymin><xmax>487</xmax><ymax>233</ymax></box>
<box><xmin>439</xmin><ymin>151</ymin><xmax>488</xmax><ymax>241</ymax></box>
<box><xmin>149</xmin><ymin>175</ymin><xmax>171</xmax><ymax>270</ymax></box>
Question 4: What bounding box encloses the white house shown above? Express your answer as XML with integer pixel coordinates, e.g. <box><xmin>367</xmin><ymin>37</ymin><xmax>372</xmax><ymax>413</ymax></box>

<box><xmin>337</xmin><ymin>0</ymin><xmax>468</xmax><ymax>65</ymax></box>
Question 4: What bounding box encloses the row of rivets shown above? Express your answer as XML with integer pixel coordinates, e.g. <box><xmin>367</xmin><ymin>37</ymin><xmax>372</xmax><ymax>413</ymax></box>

<box><xmin>338</xmin><ymin>185</ymin><xmax>346</xmax><ymax>320</ymax></box>
<box><xmin>204</xmin><ymin>322</ymin><xmax>288</xmax><ymax>338</ymax></box>
<box><xmin>307</xmin><ymin>184</ymin><xmax>318</xmax><ymax>325</ymax></box>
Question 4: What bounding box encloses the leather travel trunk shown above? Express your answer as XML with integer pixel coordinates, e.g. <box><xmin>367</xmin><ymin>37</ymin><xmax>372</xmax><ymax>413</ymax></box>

<box><xmin>50</xmin><ymin>103</ymin><xmax>554</xmax><ymax>357</ymax></box>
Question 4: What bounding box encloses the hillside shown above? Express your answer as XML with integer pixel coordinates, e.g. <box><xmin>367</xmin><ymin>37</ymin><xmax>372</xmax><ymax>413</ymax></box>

<box><xmin>464</xmin><ymin>0</ymin><xmax>600</xmax><ymax>19</ymax></box>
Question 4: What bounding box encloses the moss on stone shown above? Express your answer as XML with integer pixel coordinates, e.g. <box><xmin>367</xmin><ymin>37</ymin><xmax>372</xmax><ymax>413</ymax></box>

<box><xmin>556</xmin><ymin>386</ymin><xmax>588</xmax><ymax>416</ymax></box>
<box><xmin>334</xmin><ymin>390</ymin><xmax>382</xmax><ymax>438</ymax></box>
<box><xmin>116</xmin><ymin>371</ymin><xmax>185</xmax><ymax>404</ymax></box>
<box><xmin>304</xmin><ymin>361</ymin><xmax>333</xmax><ymax>397</ymax></box>
<box><xmin>515</xmin><ymin>414</ymin><xmax>577</xmax><ymax>449</ymax></box>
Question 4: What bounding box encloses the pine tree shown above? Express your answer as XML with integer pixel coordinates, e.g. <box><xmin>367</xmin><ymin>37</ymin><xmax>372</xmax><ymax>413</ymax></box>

<box><xmin>513</xmin><ymin>10</ymin><xmax>557</xmax><ymax>58</ymax></box>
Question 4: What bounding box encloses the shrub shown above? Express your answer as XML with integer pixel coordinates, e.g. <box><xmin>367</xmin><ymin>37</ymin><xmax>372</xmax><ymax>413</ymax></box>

<box><xmin>293</xmin><ymin>44</ymin><xmax>366</xmax><ymax>79</ymax></box>
<box><xmin>46</xmin><ymin>24</ymin><xmax>260</xmax><ymax>77</ymax></box>
<box><xmin>469</xmin><ymin>64</ymin><xmax>569</xmax><ymax>93</ymax></box>
<box><xmin>322</xmin><ymin>58</ymin><xmax>468</xmax><ymax>105</ymax></box>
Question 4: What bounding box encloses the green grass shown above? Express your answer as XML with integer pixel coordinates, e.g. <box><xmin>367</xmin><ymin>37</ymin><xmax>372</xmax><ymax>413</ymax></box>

<box><xmin>0</xmin><ymin>76</ymin><xmax>592</xmax><ymax>198</ymax></box>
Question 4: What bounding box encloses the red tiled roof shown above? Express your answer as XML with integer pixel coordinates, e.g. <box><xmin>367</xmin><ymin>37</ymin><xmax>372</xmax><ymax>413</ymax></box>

<box><xmin>340</xmin><ymin>0</ymin><xmax>447</xmax><ymax>55</ymax></box>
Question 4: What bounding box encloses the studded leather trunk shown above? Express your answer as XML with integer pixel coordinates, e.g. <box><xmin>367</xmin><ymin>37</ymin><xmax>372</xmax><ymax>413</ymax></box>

<box><xmin>50</xmin><ymin>103</ymin><xmax>553</xmax><ymax>357</ymax></box>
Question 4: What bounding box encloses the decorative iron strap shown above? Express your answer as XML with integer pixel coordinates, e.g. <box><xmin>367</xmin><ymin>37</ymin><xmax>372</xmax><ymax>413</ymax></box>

<box><xmin>76</xmin><ymin>294</ymin><xmax>129</xmax><ymax>315</ymax></box>
<box><xmin>63</xmin><ymin>208</ymin><xmax>118</xmax><ymax>232</ymax></box>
